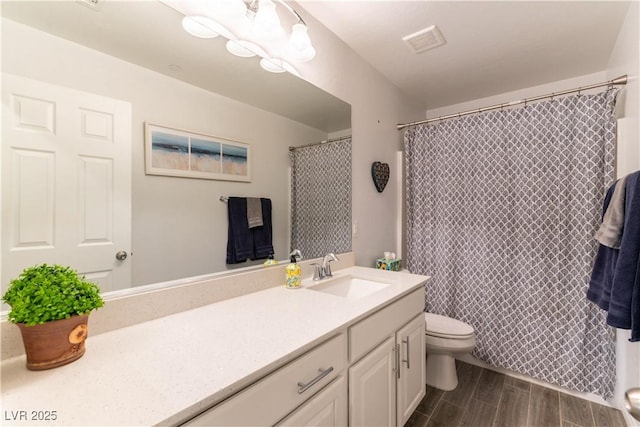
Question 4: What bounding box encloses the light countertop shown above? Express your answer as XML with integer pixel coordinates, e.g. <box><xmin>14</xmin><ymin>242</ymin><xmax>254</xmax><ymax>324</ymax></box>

<box><xmin>1</xmin><ymin>266</ymin><xmax>429</xmax><ymax>426</ymax></box>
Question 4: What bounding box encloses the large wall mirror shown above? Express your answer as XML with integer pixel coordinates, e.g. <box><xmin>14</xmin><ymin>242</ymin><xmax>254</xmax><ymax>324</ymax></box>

<box><xmin>0</xmin><ymin>1</ymin><xmax>351</xmax><ymax>298</ymax></box>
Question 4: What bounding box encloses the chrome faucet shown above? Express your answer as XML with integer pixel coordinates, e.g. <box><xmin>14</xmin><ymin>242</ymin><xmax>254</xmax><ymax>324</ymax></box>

<box><xmin>312</xmin><ymin>253</ymin><xmax>339</xmax><ymax>281</ymax></box>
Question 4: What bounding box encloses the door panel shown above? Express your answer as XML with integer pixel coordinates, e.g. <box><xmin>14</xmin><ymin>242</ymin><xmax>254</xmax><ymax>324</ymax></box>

<box><xmin>349</xmin><ymin>336</ymin><xmax>396</xmax><ymax>427</ymax></box>
<box><xmin>10</xmin><ymin>148</ymin><xmax>55</xmax><ymax>248</ymax></box>
<box><xmin>78</xmin><ymin>156</ymin><xmax>113</xmax><ymax>243</ymax></box>
<box><xmin>1</xmin><ymin>73</ymin><xmax>132</xmax><ymax>294</ymax></box>
<box><xmin>396</xmin><ymin>314</ymin><xmax>426</xmax><ymax>426</ymax></box>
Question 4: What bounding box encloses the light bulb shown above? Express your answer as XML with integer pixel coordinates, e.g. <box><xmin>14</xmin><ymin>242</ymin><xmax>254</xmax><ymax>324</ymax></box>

<box><xmin>289</xmin><ymin>23</ymin><xmax>310</xmax><ymax>50</ymax></box>
<box><xmin>288</xmin><ymin>23</ymin><xmax>316</xmax><ymax>62</ymax></box>
<box><xmin>254</xmin><ymin>0</ymin><xmax>284</xmax><ymax>39</ymax></box>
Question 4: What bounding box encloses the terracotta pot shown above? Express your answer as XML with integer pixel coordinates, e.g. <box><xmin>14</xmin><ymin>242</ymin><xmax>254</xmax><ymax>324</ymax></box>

<box><xmin>17</xmin><ymin>314</ymin><xmax>90</xmax><ymax>371</ymax></box>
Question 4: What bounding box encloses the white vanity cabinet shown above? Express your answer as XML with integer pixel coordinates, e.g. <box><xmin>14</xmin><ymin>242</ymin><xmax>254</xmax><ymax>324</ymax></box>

<box><xmin>348</xmin><ymin>288</ymin><xmax>426</xmax><ymax>427</ymax></box>
<box><xmin>277</xmin><ymin>376</ymin><xmax>348</xmax><ymax>427</ymax></box>
<box><xmin>181</xmin><ymin>287</ymin><xmax>426</xmax><ymax>427</ymax></box>
<box><xmin>1</xmin><ymin>264</ymin><xmax>431</xmax><ymax>426</ymax></box>
<box><xmin>182</xmin><ymin>333</ymin><xmax>347</xmax><ymax>426</ymax></box>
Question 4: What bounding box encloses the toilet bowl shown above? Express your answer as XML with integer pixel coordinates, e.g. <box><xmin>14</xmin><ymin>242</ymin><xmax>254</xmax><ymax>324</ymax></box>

<box><xmin>424</xmin><ymin>313</ymin><xmax>476</xmax><ymax>391</ymax></box>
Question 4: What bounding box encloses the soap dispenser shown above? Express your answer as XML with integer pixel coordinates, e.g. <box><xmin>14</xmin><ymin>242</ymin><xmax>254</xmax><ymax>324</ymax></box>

<box><xmin>285</xmin><ymin>249</ymin><xmax>302</xmax><ymax>289</ymax></box>
<box><xmin>264</xmin><ymin>252</ymin><xmax>278</xmax><ymax>266</ymax></box>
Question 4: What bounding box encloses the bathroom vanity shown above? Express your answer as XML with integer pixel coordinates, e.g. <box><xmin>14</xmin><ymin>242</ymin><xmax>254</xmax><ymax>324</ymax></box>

<box><xmin>0</xmin><ymin>265</ymin><xmax>429</xmax><ymax>426</ymax></box>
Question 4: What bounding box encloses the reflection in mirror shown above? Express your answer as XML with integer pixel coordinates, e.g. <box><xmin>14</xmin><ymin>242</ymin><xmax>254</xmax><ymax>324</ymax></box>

<box><xmin>290</xmin><ymin>138</ymin><xmax>352</xmax><ymax>259</ymax></box>
<box><xmin>0</xmin><ymin>1</ymin><xmax>351</xmax><ymax>300</ymax></box>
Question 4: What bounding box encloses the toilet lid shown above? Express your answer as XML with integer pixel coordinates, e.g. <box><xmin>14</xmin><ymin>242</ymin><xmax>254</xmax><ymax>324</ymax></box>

<box><xmin>425</xmin><ymin>313</ymin><xmax>474</xmax><ymax>338</ymax></box>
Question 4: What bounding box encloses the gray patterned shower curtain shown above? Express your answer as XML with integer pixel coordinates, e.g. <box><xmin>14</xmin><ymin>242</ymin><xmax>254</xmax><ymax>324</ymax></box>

<box><xmin>405</xmin><ymin>90</ymin><xmax>618</xmax><ymax>397</ymax></box>
<box><xmin>290</xmin><ymin>139</ymin><xmax>352</xmax><ymax>259</ymax></box>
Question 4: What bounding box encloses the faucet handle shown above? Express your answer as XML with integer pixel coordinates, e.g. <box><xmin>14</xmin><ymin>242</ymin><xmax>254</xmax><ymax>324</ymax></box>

<box><xmin>311</xmin><ymin>263</ymin><xmax>322</xmax><ymax>281</ymax></box>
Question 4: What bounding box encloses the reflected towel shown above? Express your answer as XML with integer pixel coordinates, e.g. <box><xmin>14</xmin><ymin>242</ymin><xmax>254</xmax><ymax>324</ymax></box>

<box><xmin>247</xmin><ymin>197</ymin><xmax>264</xmax><ymax>229</ymax></box>
<box><xmin>252</xmin><ymin>198</ymin><xmax>273</xmax><ymax>260</ymax></box>
<box><xmin>595</xmin><ymin>175</ymin><xmax>627</xmax><ymax>249</ymax></box>
<box><xmin>226</xmin><ymin>197</ymin><xmax>253</xmax><ymax>264</ymax></box>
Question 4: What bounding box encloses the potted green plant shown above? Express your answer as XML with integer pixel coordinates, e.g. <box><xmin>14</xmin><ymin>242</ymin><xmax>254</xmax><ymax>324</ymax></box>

<box><xmin>2</xmin><ymin>264</ymin><xmax>104</xmax><ymax>370</ymax></box>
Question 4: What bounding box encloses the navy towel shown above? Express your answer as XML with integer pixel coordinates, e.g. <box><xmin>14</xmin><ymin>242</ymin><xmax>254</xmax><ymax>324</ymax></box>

<box><xmin>252</xmin><ymin>198</ymin><xmax>273</xmax><ymax>260</ymax></box>
<box><xmin>588</xmin><ymin>171</ymin><xmax>640</xmax><ymax>341</ymax></box>
<box><xmin>226</xmin><ymin>197</ymin><xmax>274</xmax><ymax>264</ymax></box>
<box><xmin>226</xmin><ymin>197</ymin><xmax>254</xmax><ymax>264</ymax></box>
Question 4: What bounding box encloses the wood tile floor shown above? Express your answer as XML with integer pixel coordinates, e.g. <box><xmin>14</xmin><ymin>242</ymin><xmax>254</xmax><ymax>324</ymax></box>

<box><xmin>406</xmin><ymin>361</ymin><xmax>628</xmax><ymax>427</ymax></box>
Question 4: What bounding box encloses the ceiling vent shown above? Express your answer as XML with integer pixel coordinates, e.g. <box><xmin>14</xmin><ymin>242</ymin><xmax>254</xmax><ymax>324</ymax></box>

<box><xmin>77</xmin><ymin>0</ymin><xmax>102</xmax><ymax>11</ymax></box>
<box><xmin>402</xmin><ymin>25</ymin><xmax>446</xmax><ymax>54</ymax></box>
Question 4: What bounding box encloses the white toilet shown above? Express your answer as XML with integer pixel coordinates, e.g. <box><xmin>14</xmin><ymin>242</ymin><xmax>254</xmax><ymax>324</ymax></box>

<box><xmin>424</xmin><ymin>313</ymin><xmax>476</xmax><ymax>391</ymax></box>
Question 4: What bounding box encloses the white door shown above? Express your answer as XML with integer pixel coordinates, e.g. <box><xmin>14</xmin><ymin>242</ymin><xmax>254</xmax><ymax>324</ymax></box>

<box><xmin>278</xmin><ymin>377</ymin><xmax>347</xmax><ymax>427</ymax></box>
<box><xmin>396</xmin><ymin>314</ymin><xmax>426</xmax><ymax>426</ymax></box>
<box><xmin>349</xmin><ymin>336</ymin><xmax>396</xmax><ymax>427</ymax></box>
<box><xmin>1</xmin><ymin>73</ymin><xmax>132</xmax><ymax>294</ymax></box>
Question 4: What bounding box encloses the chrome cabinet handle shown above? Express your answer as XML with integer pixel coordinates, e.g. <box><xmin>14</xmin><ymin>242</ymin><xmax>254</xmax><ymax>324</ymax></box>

<box><xmin>297</xmin><ymin>367</ymin><xmax>334</xmax><ymax>394</ymax></box>
<box><xmin>395</xmin><ymin>343</ymin><xmax>401</xmax><ymax>379</ymax></box>
<box><xmin>402</xmin><ymin>337</ymin><xmax>410</xmax><ymax>369</ymax></box>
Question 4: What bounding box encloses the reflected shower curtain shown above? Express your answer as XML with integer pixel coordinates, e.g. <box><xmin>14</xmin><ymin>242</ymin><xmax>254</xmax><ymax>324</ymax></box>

<box><xmin>290</xmin><ymin>139</ymin><xmax>352</xmax><ymax>259</ymax></box>
<box><xmin>405</xmin><ymin>90</ymin><xmax>618</xmax><ymax>397</ymax></box>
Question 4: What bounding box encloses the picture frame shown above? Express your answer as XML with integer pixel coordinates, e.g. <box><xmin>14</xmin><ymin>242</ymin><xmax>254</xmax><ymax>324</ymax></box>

<box><xmin>144</xmin><ymin>123</ymin><xmax>251</xmax><ymax>182</ymax></box>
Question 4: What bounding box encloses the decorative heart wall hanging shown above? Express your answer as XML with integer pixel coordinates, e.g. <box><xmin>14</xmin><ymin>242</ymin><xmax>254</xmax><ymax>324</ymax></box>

<box><xmin>371</xmin><ymin>161</ymin><xmax>390</xmax><ymax>193</ymax></box>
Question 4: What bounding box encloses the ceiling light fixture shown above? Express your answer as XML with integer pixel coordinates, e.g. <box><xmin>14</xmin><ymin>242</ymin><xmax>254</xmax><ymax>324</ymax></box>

<box><xmin>182</xmin><ymin>16</ymin><xmax>221</xmax><ymax>38</ymax></box>
<box><xmin>168</xmin><ymin>0</ymin><xmax>316</xmax><ymax>75</ymax></box>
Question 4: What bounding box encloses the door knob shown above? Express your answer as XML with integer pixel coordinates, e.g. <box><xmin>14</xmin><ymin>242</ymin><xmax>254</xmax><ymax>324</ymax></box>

<box><xmin>115</xmin><ymin>251</ymin><xmax>128</xmax><ymax>261</ymax></box>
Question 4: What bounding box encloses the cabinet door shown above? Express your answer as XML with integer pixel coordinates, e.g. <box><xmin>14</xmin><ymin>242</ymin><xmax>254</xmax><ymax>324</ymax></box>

<box><xmin>277</xmin><ymin>377</ymin><xmax>347</xmax><ymax>427</ymax></box>
<box><xmin>349</xmin><ymin>336</ymin><xmax>396</xmax><ymax>427</ymax></box>
<box><xmin>396</xmin><ymin>314</ymin><xmax>426</xmax><ymax>426</ymax></box>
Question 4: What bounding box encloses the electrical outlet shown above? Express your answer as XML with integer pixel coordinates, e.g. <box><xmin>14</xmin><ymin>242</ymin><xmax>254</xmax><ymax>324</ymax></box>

<box><xmin>352</xmin><ymin>220</ymin><xmax>359</xmax><ymax>238</ymax></box>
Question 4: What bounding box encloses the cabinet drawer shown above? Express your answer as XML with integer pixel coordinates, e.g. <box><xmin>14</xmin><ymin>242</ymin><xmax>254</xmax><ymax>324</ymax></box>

<box><xmin>349</xmin><ymin>288</ymin><xmax>423</xmax><ymax>363</ymax></box>
<box><xmin>183</xmin><ymin>333</ymin><xmax>347</xmax><ymax>426</ymax></box>
<box><xmin>277</xmin><ymin>376</ymin><xmax>347</xmax><ymax>427</ymax></box>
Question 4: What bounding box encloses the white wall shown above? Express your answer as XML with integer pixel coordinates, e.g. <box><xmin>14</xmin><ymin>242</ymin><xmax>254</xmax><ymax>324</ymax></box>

<box><xmin>294</xmin><ymin>5</ymin><xmax>424</xmax><ymax>269</ymax></box>
<box><xmin>1</xmin><ymin>18</ymin><xmax>328</xmax><ymax>286</ymax></box>
<box><xmin>606</xmin><ymin>1</ymin><xmax>640</xmax><ymax>422</ymax></box>
<box><xmin>426</xmin><ymin>71</ymin><xmax>607</xmax><ymax>118</ymax></box>
<box><xmin>608</xmin><ymin>0</ymin><xmax>640</xmax><ymax>177</ymax></box>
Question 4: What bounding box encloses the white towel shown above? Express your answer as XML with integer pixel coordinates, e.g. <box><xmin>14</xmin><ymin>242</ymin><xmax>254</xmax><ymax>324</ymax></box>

<box><xmin>247</xmin><ymin>197</ymin><xmax>263</xmax><ymax>229</ymax></box>
<box><xmin>595</xmin><ymin>175</ymin><xmax>627</xmax><ymax>249</ymax></box>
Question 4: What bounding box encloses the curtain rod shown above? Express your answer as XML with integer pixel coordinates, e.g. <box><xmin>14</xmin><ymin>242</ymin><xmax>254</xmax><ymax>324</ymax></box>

<box><xmin>288</xmin><ymin>134</ymin><xmax>352</xmax><ymax>151</ymax></box>
<box><xmin>396</xmin><ymin>74</ymin><xmax>628</xmax><ymax>130</ymax></box>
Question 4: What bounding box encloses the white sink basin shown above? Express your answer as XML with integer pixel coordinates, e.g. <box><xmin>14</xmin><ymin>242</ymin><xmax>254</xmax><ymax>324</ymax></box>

<box><xmin>307</xmin><ymin>275</ymin><xmax>391</xmax><ymax>299</ymax></box>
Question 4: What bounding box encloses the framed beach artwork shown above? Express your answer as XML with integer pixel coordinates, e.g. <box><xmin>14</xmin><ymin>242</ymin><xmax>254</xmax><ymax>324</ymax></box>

<box><xmin>144</xmin><ymin>123</ymin><xmax>251</xmax><ymax>182</ymax></box>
